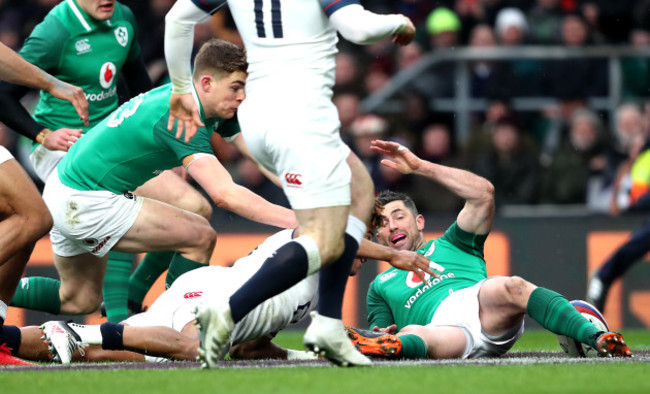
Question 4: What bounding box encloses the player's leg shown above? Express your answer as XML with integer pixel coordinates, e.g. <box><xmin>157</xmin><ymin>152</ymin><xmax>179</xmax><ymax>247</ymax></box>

<box><xmin>103</xmin><ymin>170</ymin><xmax>212</xmax><ymax>322</ymax></box>
<box><xmin>56</xmin><ymin>253</ymin><xmax>108</xmax><ymax>314</ymax></box>
<box><xmin>587</xmin><ymin>218</ymin><xmax>650</xmax><ymax>311</ymax></box>
<box><xmin>479</xmin><ymin>276</ymin><xmax>630</xmax><ymax>356</ymax></box>
<box><xmin>113</xmin><ymin>197</ymin><xmax>216</xmax><ymax>263</ymax></box>
<box><xmin>0</xmin><ymin>157</ymin><xmax>52</xmax><ymax>365</ymax></box>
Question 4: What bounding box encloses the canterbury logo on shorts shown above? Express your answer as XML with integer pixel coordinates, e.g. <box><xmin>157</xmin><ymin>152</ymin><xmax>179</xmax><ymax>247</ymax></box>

<box><xmin>284</xmin><ymin>173</ymin><xmax>303</xmax><ymax>187</ymax></box>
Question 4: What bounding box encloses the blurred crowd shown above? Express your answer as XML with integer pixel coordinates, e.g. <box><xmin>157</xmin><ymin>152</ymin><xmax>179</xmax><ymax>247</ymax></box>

<box><xmin>3</xmin><ymin>0</ymin><xmax>650</xmax><ymax>216</ymax></box>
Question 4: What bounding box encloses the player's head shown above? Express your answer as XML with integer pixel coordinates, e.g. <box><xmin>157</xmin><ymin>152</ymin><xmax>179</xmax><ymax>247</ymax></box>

<box><xmin>193</xmin><ymin>39</ymin><xmax>248</xmax><ymax>119</ymax></box>
<box><xmin>375</xmin><ymin>190</ymin><xmax>426</xmax><ymax>252</ymax></box>
<box><xmin>77</xmin><ymin>0</ymin><xmax>116</xmax><ymax>21</ymax></box>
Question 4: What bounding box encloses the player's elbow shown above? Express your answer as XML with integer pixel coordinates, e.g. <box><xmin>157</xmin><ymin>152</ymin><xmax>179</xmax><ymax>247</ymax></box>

<box><xmin>338</xmin><ymin>29</ymin><xmax>376</xmax><ymax>45</ymax></box>
<box><xmin>478</xmin><ymin>179</ymin><xmax>495</xmax><ymax>206</ymax></box>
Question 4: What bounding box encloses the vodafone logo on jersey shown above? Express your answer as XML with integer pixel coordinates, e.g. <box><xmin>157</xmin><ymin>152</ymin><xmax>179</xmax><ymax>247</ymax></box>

<box><xmin>284</xmin><ymin>173</ymin><xmax>303</xmax><ymax>187</ymax></box>
<box><xmin>405</xmin><ymin>271</ymin><xmax>431</xmax><ymax>288</ymax></box>
<box><xmin>99</xmin><ymin>62</ymin><xmax>117</xmax><ymax>89</ymax></box>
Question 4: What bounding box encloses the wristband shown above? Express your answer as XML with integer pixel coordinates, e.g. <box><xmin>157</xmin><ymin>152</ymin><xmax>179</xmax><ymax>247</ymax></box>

<box><xmin>36</xmin><ymin>128</ymin><xmax>51</xmax><ymax>144</ymax></box>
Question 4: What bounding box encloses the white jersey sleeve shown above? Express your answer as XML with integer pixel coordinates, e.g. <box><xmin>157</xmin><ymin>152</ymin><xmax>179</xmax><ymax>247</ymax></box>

<box><xmin>164</xmin><ymin>0</ymin><xmax>220</xmax><ymax>94</ymax></box>
<box><xmin>326</xmin><ymin>3</ymin><xmax>407</xmax><ymax>45</ymax></box>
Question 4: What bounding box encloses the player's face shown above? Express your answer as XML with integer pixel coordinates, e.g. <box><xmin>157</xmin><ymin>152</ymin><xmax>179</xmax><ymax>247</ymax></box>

<box><xmin>204</xmin><ymin>71</ymin><xmax>247</xmax><ymax>119</ymax></box>
<box><xmin>77</xmin><ymin>0</ymin><xmax>115</xmax><ymax>21</ymax></box>
<box><xmin>376</xmin><ymin>200</ymin><xmax>425</xmax><ymax>252</ymax></box>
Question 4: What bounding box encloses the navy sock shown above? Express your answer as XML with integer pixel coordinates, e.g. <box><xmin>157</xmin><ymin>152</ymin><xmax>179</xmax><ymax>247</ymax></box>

<box><xmin>100</xmin><ymin>322</ymin><xmax>125</xmax><ymax>350</ymax></box>
<box><xmin>317</xmin><ymin>234</ymin><xmax>359</xmax><ymax>319</ymax></box>
<box><xmin>229</xmin><ymin>241</ymin><xmax>309</xmax><ymax>323</ymax></box>
<box><xmin>0</xmin><ymin>325</ymin><xmax>22</xmax><ymax>354</ymax></box>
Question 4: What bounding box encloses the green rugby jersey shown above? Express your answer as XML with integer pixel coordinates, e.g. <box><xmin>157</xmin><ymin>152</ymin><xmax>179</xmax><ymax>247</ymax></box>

<box><xmin>57</xmin><ymin>83</ymin><xmax>240</xmax><ymax>194</ymax></box>
<box><xmin>19</xmin><ymin>0</ymin><xmax>140</xmax><ymax>137</ymax></box>
<box><xmin>367</xmin><ymin>222</ymin><xmax>489</xmax><ymax>331</ymax></box>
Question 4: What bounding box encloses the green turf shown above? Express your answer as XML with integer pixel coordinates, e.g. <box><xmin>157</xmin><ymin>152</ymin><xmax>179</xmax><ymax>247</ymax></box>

<box><xmin>3</xmin><ymin>329</ymin><xmax>649</xmax><ymax>394</ymax></box>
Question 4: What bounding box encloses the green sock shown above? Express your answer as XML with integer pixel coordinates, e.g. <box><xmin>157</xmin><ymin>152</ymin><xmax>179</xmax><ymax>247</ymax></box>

<box><xmin>399</xmin><ymin>334</ymin><xmax>428</xmax><ymax>359</ymax></box>
<box><xmin>527</xmin><ymin>287</ymin><xmax>601</xmax><ymax>347</ymax></box>
<box><xmin>165</xmin><ymin>253</ymin><xmax>207</xmax><ymax>289</ymax></box>
<box><xmin>128</xmin><ymin>251</ymin><xmax>175</xmax><ymax>306</ymax></box>
<box><xmin>10</xmin><ymin>277</ymin><xmax>61</xmax><ymax>314</ymax></box>
<box><xmin>102</xmin><ymin>251</ymin><xmax>133</xmax><ymax>323</ymax></box>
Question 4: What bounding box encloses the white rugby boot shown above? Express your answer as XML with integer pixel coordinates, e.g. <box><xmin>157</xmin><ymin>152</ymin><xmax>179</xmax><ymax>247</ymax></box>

<box><xmin>40</xmin><ymin>321</ymin><xmax>87</xmax><ymax>364</ymax></box>
<box><xmin>303</xmin><ymin>311</ymin><xmax>372</xmax><ymax>367</ymax></box>
<box><xmin>193</xmin><ymin>301</ymin><xmax>234</xmax><ymax>369</ymax></box>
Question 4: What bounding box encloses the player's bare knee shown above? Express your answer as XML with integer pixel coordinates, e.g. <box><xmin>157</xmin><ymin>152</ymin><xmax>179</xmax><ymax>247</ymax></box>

<box><xmin>503</xmin><ymin>276</ymin><xmax>531</xmax><ymax>303</ymax></box>
<box><xmin>61</xmin><ymin>293</ymin><xmax>101</xmax><ymax>315</ymax></box>
<box><xmin>22</xmin><ymin>210</ymin><xmax>53</xmax><ymax>241</ymax></box>
<box><xmin>319</xmin><ymin>239</ymin><xmax>345</xmax><ymax>265</ymax></box>
<box><xmin>195</xmin><ymin>225</ymin><xmax>217</xmax><ymax>254</ymax></box>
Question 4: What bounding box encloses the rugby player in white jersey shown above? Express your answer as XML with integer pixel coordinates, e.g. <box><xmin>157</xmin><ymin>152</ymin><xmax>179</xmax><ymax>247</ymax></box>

<box><xmin>164</xmin><ymin>0</ymin><xmax>418</xmax><ymax>367</ymax></box>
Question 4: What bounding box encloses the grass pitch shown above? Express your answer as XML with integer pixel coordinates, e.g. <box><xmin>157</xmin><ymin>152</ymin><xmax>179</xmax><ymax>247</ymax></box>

<box><xmin>3</xmin><ymin>329</ymin><xmax>649</xmax><ymax>394</ymax></box>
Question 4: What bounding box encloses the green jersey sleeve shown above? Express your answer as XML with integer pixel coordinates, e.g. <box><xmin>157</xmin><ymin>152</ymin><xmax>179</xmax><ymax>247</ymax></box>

<box><xmin>439</xmin><ymin>221</ymin><xmax>488</xmax><ymax>259</ymax></box>
<box><xmin>367</xmin><ymin>279</ymin><xmax>395</xmax><ymax>329</ymax></box>
<box><xmin>153</xmin><ymin>119</ymin><xmax>214</xmax><ymax>162</ymax></box>
<box><xmin>19</xmin><ymin>16</ymin><xmax>68</xmax><ymax>72</ymax></box>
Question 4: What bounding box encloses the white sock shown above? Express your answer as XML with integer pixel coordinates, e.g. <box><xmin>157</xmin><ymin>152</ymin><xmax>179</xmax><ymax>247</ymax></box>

<box><xmin>68</xmin><ymin>323</ymin><xmax>103</xmax><ymax>345</ymax></box>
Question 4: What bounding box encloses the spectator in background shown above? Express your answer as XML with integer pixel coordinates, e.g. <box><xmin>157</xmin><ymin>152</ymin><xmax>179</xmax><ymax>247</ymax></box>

<box><xmin>543</xmin><ymin>13</ymin><xmax>608</xmax><ymax>99</ymax></box>
<box><xmin>349</xmin><ymin>114</ymin><xmax>390</xmax><ymax>191</ymax></box>
<box><xmin>418</xmin><ymin>7</ymin><xmax>461</xmax><ymax>99</ymax></box>
<box><xmin>465</xmin><ymin>99</ymin><xmax>514</xmax><ymax>157</ymax></box>
<box><xmin>470</xmin><ymin>116</ymin><xmax>541</xmax><ymax>207</ymax></box>
<box><xmin>409</xmin><ymin>124</ymin><xmax>464</xmax><ymax>213</ymax></box>
<box><xmin>527</xmin><ymin>0</ymin><xmax>564</xmax><ymax>44</ymax></box>
<box><xmin>467</xmin><ymin>24</ymin><xmax>498</xmax><ymax>98</ymax></box>
<box><xmin>334</xmin><ymin>52</ymin><xmax>364</xmax><ymax>96</ymax></box>
<box><xmin>601</xmin><ymin>103</ymin><xmax>649</xmax><ymax>214</ymax></box>
<box><xmin>491</xmin><ymin>7</ymin><xmax>544</xmax><ymax>98</ymax></box>
<box><xmin>538</xmin><ymin>95</ymin><xmax>589</xmax><ymax>166</ymax></box>
<box><xmin>541</xmin><ymin>109</ymin><xmax>608</xmax><ymax>204</ymax></box>
<box><xmin>333</xmin><ymin>92</ymin><xmax>362</xmax><ymax>146</ymax></box>
<box><xmin>622</xmin><ymin>29</ymin><xmax>650</xmax><ymax>99</ymax></box>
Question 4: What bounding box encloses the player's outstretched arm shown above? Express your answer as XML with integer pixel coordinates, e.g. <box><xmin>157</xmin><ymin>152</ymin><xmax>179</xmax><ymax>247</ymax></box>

<box><xmin>370</xmin><ymin>139</ymin><xmax>495</xmax><ymax>235</ymax></box>
<box><xmin>184</xmin><ymin>154</ymin><xmax>297</xmax><ymax>228</ymax></box>
<box><xmin>165</xmin><ymin>0</ymin><xmax>209</xmax><ymax>142</ymax></box>
<box><xmin>327</xmin><ymin>4</ymin><xmax>415</xmax><ymax>46</ymax></box>
<box><xmin>0</xmin><ymin>42</ymin><xmax>89</xmax><ymax>127</ymax></box>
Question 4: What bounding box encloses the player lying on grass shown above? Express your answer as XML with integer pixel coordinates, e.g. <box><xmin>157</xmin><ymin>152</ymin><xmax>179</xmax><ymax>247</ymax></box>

<box><xmin>4</xmin><ymin>208</ymin><xmax>435</xmax><ymax>364</ymax></box>
<box><xmin>346</xmin><ymin>140</ymin><xmax>632</xmax><ymax>360</ymax></box>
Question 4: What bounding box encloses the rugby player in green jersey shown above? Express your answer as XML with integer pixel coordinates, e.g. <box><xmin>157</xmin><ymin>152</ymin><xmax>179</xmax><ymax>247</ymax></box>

<box><xmin>347</xmin><ymin>140</ymin><xmax>632</xmax><ymax>359</ymax></box>
<box><xmin>28</xmin><ymin>39</ymin><xmax>296</xmax><ymax>322</ymax></box>
<box><xmin>0</xmin><ymin>0</ymin><xmax>214</xmax><ymax>323</ymax></box>
<box><xmin>0</xmin><ymin>40</ymin><xmax>89</xmax><ymax>366</ymax></box>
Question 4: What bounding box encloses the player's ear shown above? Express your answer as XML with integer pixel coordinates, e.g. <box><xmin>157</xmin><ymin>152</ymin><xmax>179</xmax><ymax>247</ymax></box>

<box><xmin>416</xmin><ymin>214</ymin><xmax>425</xmax><ymax>231</ymax></box>
<box><xmin>199</xmin><ymin>75</ymin><xmax>213</xmax><ymax>92</ymax></box>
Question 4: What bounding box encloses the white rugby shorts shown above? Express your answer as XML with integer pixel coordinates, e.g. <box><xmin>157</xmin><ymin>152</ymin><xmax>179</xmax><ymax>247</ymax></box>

<box><xmin>43</xmin><ymin>168</ymin><xmax>143</xmax><ymax>257</ymax></box>
<box><xmin>428</xmin><ymin>278</ymin><xmax>524</xmax><ymax>358</ymax></box>
<box><xmin>0</xmin><ymin>146</ymin><xmax>14</xmax><ymax>164</ymax></box>
<box><xmin>30</xmin><ymin>144</ymin><xmax>66</xmax><ymax>183</ymax></box>
<box><xmin>239</xmin><ymin>86</ymin><xmax>351</xmax><ymax>210</ymax></box>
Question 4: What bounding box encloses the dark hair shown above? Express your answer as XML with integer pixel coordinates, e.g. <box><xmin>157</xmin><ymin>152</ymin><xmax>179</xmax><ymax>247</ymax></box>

<box><xmin>193</xmin><ymin>39</ymin><xmax>248</xmax><ymax>80</ymax></box>
<box><xmin>376</xmin><ymin>190</ymin><xmax>419</xmax><ymax>218</ymax></box>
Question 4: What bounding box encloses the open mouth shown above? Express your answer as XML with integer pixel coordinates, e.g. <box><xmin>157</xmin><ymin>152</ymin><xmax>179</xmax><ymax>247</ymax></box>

<box><xmin>391</xmin><ymin>234</ymin><xmax>406</xmax><ymax>246</ymax></box>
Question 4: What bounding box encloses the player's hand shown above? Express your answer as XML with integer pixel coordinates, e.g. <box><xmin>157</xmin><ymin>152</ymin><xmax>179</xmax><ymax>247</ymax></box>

<box><xmin>392</xmin><ymin>16</ymin><xmax>415</xmax><ymax>46</ymax></box>
<box><xmin>370</xmin><ymin>139</ymin><xmax>422</xmax><ymax>175</ymax></box>
<box><xmin>44</xmin><ymin>128</ymin><xmax>83</xmax><ymax>151</ymax></box>
<box><xmin>47</xmin><ymin>79</ymin><xmax>89</xmax><ymax>126</ymax></box>
<box><xmin>372</xmin><ymin>325</ymin><xmax>397</xmax><ymax>335</ymax></box>
<box><xmin>388</xmin><ymin>249</ymin><xmax>444</xmax><ymax>282</ymax></box>
<box><xmin>169</xmin><ymin>93</ymin><xmax>204</xmax><ymax>143</ymax></box>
